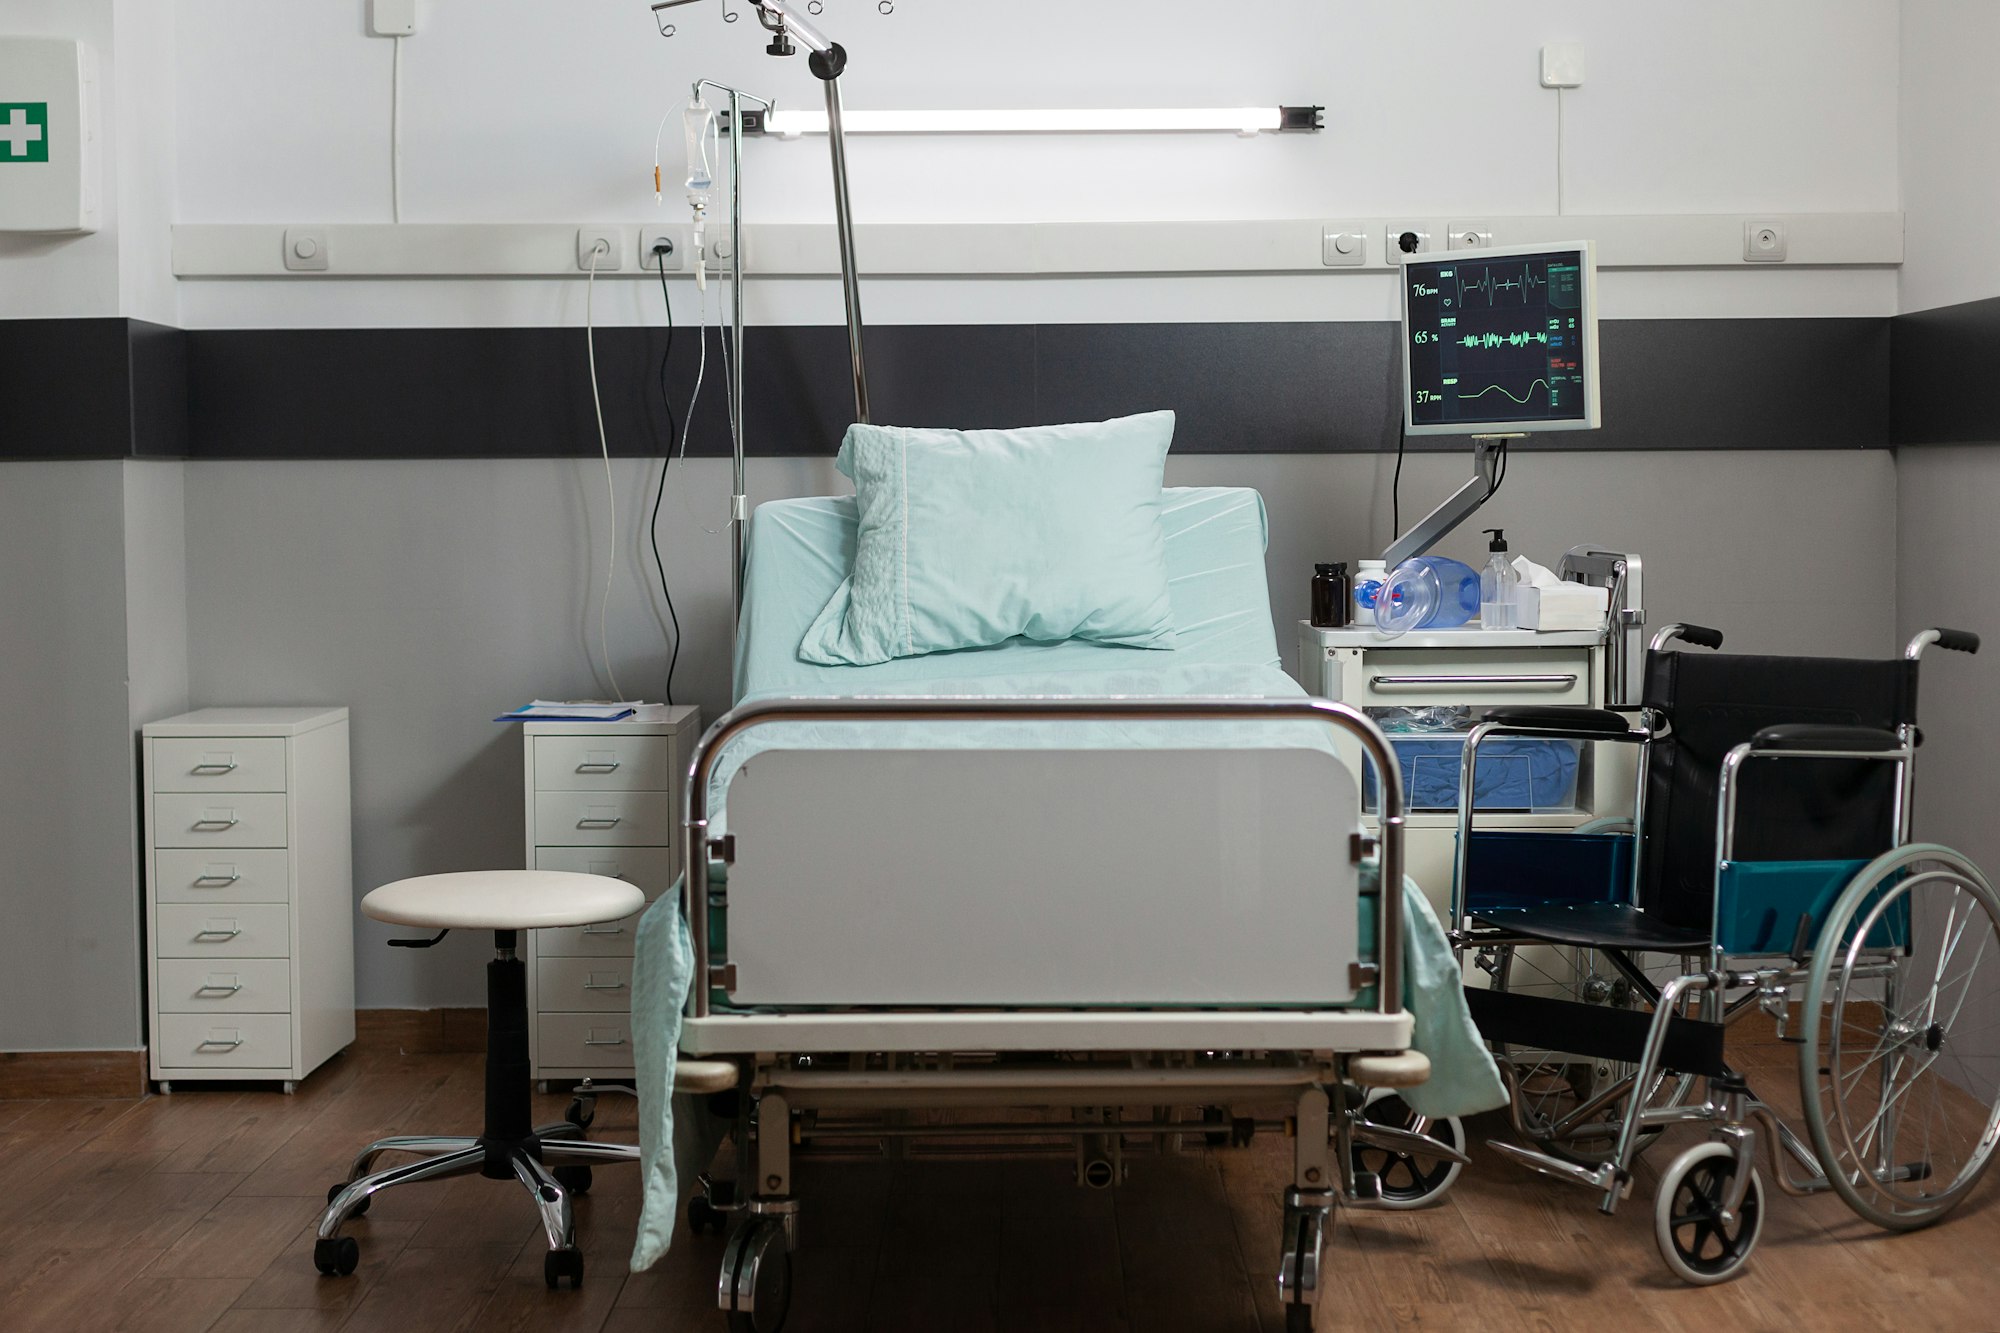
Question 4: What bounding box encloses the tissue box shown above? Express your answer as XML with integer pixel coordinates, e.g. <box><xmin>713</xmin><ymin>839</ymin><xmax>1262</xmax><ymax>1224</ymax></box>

<box><xmin>1515</xmin><ymin>582</ymin><xmax>1610</xmax><ymax>632</ymax></box>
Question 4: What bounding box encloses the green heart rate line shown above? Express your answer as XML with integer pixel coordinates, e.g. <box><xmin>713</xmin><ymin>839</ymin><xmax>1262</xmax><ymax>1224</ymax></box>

<box><xmin>1457</xmin><ymin>266</ymin><xmax>1548</xmax><ymax>306</ymax></box>
<box><xmin>1458</xmin><ymin>378</ymin><xmax>1553</xmax><ymax>406</ymax></box>
<box><xmin>1458</xmin><ymin>331</ymin><xmax>1550</xmax><ymax>349</ymax></box>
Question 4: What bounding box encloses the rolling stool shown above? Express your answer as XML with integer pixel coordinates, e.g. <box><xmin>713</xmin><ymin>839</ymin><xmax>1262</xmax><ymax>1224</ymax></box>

<box><xmin>313</xmin><ymin>870</ymin><xmax>647</xmax><ymax>1290</ymax></box>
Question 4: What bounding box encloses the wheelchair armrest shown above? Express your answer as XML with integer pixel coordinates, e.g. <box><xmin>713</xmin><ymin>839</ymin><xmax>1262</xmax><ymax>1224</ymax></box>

<box><xmin>1481</xmin><ymin>706</ymin><xmax>1635</xmax><ymax>737</ymax></box>
<box><xmin>1752</xmin><ymin>724</ymin><xmax>1902</xmax><ymax>754</ymax></box>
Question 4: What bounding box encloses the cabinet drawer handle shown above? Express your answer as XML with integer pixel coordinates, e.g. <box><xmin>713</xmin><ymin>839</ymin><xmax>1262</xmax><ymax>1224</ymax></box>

<box><xmin>576</xmin><ymin>761</ymin><xmax>622</xmax><ymax>774</ymax></box>
<box><xmin>582</xmin><ymin>980</ymin><xmax>628</xmax><ymax>991</ymax></box>
<box><xmin>190</xmin><ymin>761</ymin><xmax>239</xmax><ymax>774</ymax></box>
<box><xmin>192</xmin><ymin>817</ymin><xmax>240</xmax><ymax>831</ymax></box>
<box><xmin>192</xmin><ymin>873</ymin><xmax>241</xmax><ymax>887</ymax></box>
<box><xmin>583</xmin><ymin>1035</ymin><xmax>629</xmax><ymax>1047</ymax></box>
<box><xmin>577</xmin><ymin>817</ymin><xmax>623</xmax><ymax>829</ymax></box>
<box><xmin>581</xmin><ymin>924</ymin><xmax>626</xmax><ymax>936</ymax></box>
<box><xmin>197</xmin><ymin>1036</ymin><xmax>244</xmax><ymax>1049</ymax></box>
<box><xmin>194</xmin><ymin>927</ymin><xmax>242</xmax><ymax>940</ymax></box>
<box><xmin>195</xmin><ymin>982</ymin><xmax>244</xmax><ymax>994</ymax></box>
<box><xmin>1370</xmin><ymin>673</ymin><xmax>1578</xmax><ymax>689</ymax></box>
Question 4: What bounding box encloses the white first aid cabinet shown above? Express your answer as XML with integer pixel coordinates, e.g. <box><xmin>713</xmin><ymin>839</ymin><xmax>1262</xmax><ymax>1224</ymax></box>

<box><xmin>0</xmin><ymin>37</ymin><xmax>99</xmax><ymax>233</ymax></box>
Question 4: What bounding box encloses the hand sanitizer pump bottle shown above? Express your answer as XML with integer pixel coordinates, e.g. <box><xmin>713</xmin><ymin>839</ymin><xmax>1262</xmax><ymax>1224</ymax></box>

<box><xmin>1480</xmin><ymin>529</ymin><xmax>1521</xmax><ymax>629</ymax></box>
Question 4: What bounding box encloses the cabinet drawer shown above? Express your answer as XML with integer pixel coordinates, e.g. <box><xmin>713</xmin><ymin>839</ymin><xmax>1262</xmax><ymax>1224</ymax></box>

<box><xmin>156</xmin><ymin>958</ymin><xmax>293</xmax><ymax>1013</ymax></box>
<box><xmin>533</xmin><ymin>791</ymin><xmax>673</xmax><ymax>847</ymax></box>
<box><xmin>153</xmin><ymin>793</ymin><xmax>289</xmax><ymax>848</ymax></box>
<box><xmin>532</xmin><ymin>847</ymin><xmax>676</xmax><ymax>900</ymax></box>
<box><xmin>1355</xmin><ymin>649</ymin><xmax>1593</xmax><ymax>708</ymax></box>
<box><xmin>534</xmin><ymin>735</ymin><xmax>674</xmax><ymax>792</ymax></box>
<box><xmin>537</xmin><ymin>1013</ymin><xmax>634</xmax><ymax>1069</ymax></box>
<box><xmin>156</xmin><ymin>1013</ymin><xmax>293</xmax><ymax>1070</ymax></box>
<box><xmin>156</xmin><ymin>904</ymin><xmax>290</xmax><ymax>958</ymax></box>
<box><xmin>152</xmin><ymin>738</ymin><xmax>288</xmax><ymax>793</ymax></box>
<box><xmin>537</xmin><ymin>957</ymin><xmax>636</xmax><ymax>1012</ymax></box>
<box><xmin>536</xmin><ymin>912</ymin><xmax>644</xmax><ymax>958</ymax></box>
<box><xmin>154</xmin><ymin>849</ymin><xmax>291</xmax><ymax>905</ymax></box>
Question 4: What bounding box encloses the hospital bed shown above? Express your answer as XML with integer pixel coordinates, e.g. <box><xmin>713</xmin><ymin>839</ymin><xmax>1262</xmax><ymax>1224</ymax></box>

<box><xmin>626</xmin><ymin>486</ymin><xmax>1503</xmax><ymax>1331</ymax></box>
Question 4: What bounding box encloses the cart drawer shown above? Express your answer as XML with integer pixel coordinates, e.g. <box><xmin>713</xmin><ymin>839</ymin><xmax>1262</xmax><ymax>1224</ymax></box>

<box><xmin>533</xmin><ymin>791</ymin><xmax>673</xmax><ymax>847</ymax></box>
<box><xmin>151</xmin><ymin>738</ymin><xmax>288</xmax><ymax>793</ymax></box>
<box><xmin>532</xmin><ymin>847</ymin><xmax>675</xmax><ymax>900</ymax></box>
<box><xmin>537</xmin><ymin>1013</ymin><xmax>634</xmax><ymax>1069</ymax></box>
<box><xmin>155</xmin><ymin>958</ymin><xmax>293</xmax><ymax>1013</ymax></box>
<box><xmin>1356</xmin><ymin>648</ymin><xmax>1593</xmax><ymax>707</ymax></box>
<box><xmin>536</xmin><ymin>912</ymin><xmax>644</xmax><ymax>958</ymax></box>
<box><xmin>154</xmin><ymin>849</ymin><xmax>291</xmax><ymax>905</ymax></box>
<box><xmin>534</xmin><ymin>735</ymin><xmax>674</xmax><ymax>792</ymax></box>
<box><xmin>155</xmin><ymin>904</ymin><xmax>290</xmax><ymax>958</ymax></box>
<box><xmin>536</xmin><ymin>957</ymin><xmax>635</xmax><ymax>1012</ymax></box>
<box><xmin>152</xmin><ymin>793</ymin><xmax>289</xmax><ymax>848</ymax></box>
<box><xmin>155</xmin><ymin>1013</ymin><xmax>293</xmax><ymax>1069</ymax></box>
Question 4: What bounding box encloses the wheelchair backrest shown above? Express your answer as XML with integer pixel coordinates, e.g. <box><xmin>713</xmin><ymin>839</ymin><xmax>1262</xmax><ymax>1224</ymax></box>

<box><xmin>1639</xmin><ymin>648</ymin><xmax>1918</xmax><ymax>930</ymax></box>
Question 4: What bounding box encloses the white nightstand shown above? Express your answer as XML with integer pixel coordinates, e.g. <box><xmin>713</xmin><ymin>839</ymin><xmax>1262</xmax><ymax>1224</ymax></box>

<box><xmin>521</xmin><ymin>703</ymin><xmax>701</xmax><ymax>1084</ymax></box>
<box><xmin>142</xmin><ymin>706</ymin><xmax>355</xmax><ymax>1093</ymax></box>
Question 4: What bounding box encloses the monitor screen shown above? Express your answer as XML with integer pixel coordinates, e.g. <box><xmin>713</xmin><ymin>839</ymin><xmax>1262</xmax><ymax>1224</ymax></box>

<box><xmin>1400</xmin><ymin>242</ymin><xmax>1601</xmax><ymax>435</ymax></box>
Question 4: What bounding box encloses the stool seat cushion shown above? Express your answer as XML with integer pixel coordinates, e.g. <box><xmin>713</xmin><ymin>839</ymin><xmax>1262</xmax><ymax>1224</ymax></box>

<box><xmin>362</xmin><ymin>871</ymin><xmax>648</xmax><ymax>930</ymax></box>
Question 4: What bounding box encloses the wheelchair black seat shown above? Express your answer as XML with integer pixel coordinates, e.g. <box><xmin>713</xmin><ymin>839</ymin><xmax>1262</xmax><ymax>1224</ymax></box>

<box><xmin>1470</xmin><ymin>902</ymin><xmax>1710</xmax><ymax>953</ymax></box>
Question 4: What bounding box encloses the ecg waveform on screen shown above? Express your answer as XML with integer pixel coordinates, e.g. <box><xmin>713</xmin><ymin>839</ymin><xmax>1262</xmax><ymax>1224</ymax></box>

<box><xmin>1457</xmin><ymin>379</ymin><xmax>1552</xmax><ymax>406</ymax></box>
<box><xmin>1457</xmin><ymin>266</ymin><xmax>1548</xmax><ymax>306</ymax></box>
<box><xmin>1458</xmin><ymin>331</ymin><xmax>1550</xmax><ymax>350</ymax></box>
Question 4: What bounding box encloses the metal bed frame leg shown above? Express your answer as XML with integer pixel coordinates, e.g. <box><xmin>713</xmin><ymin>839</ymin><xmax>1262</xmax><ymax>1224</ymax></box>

<box><xmin>1278</xmin><ymin>1085</ymin><xmax>1338</xmax><ymax>1322</ymax></box>
<box><xmin>719</xmin><ymin>1091</ymin><xmax>801</xmax><ymax>1328</ymax></box>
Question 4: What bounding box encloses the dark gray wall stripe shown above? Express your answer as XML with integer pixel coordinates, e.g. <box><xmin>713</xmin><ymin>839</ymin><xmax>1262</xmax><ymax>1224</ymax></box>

<box><xmin>1893</xmin><ymin>292</ymin><xmax>2000</xmax><ymax>446</ymax></box>
<box><xmin>0</xmin><ymin>318</ymin><xmax>135</xmax><ymax>460</ymax></box>
<box><xmin>4</xmin><ymin>315</ymin><xmax>1891</xmax><ymax>460</ymax></box>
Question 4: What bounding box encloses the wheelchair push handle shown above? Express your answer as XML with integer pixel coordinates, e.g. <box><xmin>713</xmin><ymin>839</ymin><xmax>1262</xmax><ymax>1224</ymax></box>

<box><xmin>1907</xmin><ymin>627</ymin><xmax>1981</xmax><ymax>659</ymax></box>
<box><xmin>1650</xmin><ymin>623</ymin><xmax>1724</xmax><ymax>652</ymax></box>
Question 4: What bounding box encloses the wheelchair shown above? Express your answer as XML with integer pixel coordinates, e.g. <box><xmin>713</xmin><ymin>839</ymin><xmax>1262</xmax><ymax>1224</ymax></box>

<box><xmin>1450</xmin><ymin>623</ymin><xmax>2000</xmax><ymax>1283</ymax></box>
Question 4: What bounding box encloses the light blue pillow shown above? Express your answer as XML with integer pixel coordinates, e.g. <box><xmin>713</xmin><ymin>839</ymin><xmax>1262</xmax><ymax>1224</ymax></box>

<box><xmin>798</xmin><ymin>412</ymin><xmax>1179</xmax><ymax>666</ymax></box>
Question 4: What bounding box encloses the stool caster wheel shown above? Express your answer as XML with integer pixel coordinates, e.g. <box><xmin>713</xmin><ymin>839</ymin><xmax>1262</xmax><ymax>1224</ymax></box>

<box><xmin>327</xmin><ymin>1181</ymin><xmax>369</xmax><ymax>1218</ymax></box>
<box><xmin>553</xmin><ymin>1164</ymin><xmax>592</xmax><ymax>1196</ymax></box>
<box><xmin>313</xmin><ymin>1235</ymin><xmax>359</xmax><ymax>1277</ymax></box>
<box><xmin>544</xmin><ymin>1246</ymin><xmax>584</xmax><ymax>1291</ymax></box>
<box><xmin>565</xmin><ymin>1095</ymin><xmax>596</xmax><ymax>1131</ymax></box>
<box><xmin>720</xmin><ymin>1218</ymin><xmax>791</xmax><ymax>1331</ymax></box>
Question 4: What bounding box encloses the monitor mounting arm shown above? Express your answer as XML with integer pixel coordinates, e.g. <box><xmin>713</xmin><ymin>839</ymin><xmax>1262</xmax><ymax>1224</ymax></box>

<box><xmin>1380</xmin><ymin>435</ymin><xmax>1517</xmax><ymax>567</ymax></box>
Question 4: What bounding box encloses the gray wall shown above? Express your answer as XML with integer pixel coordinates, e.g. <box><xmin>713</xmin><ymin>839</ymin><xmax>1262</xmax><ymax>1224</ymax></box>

<box><xmin>181</xmin><ymin>450</ymin><xmax>1896</xmax><ymax>1008</ymax></box>
<box><xmin>0</xmin><ymin>462</ymin><xmax>167</xmax><ymax>1051</ymax></box>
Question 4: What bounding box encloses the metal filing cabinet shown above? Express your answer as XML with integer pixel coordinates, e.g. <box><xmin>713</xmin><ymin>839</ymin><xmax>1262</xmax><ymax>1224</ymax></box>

<box><xmin>143</xmin><ymin>706</ymin><xmax>355</xmax><ymax>1093</ymax></box>
<box><xmin>522</xmin><ymin>704</ymin><xmax>700</xmax><ymax>1084</ymax></box>
<box><xmin>1298</xmin><ymin>624</ymin><xmax>1637</xmax><ymax>922</ymax></box>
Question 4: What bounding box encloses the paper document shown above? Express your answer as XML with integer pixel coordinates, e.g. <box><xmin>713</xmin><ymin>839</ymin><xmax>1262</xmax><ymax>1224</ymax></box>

<box><xmin>495</xmin><ymin>699</ymin><xmax>643</xmax><ymax>723</ymax></box>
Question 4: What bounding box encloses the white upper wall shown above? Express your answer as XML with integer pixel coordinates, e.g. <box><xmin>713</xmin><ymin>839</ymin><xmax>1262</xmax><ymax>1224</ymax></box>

<box><xmin>169</xmin><ymin>0</ymin><xmax>1903</xmax><ymax>328</ymax></box>
<box><xmin>1899</xmin><ymin>0</ymin><xmax>2000</xmax><ymax>313</ymax></box>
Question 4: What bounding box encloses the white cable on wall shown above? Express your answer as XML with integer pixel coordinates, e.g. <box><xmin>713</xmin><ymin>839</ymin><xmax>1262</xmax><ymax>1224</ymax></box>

<box><xmin>1554</xmin><ymin>86</ymin><xmax>1566</xmax><ymax>216</ymax></box>
<box><xmin>390</xmin><ymin>34</ymin><xmax>404</xmax><ymax>223</ymax></box>
<box><xmin>584</xmin><ymin>242</ymin><xmax>628</xmax><ymax>702</ymax></box>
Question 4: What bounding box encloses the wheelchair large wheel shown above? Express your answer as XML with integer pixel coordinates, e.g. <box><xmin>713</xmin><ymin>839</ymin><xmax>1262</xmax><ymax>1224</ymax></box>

<box><xmin>1801</xmin><ymin>845</ymin><xmax>2000</xmax><ymax>1231</ymax></box>
<box><xmin>1487</xmin><ymin>943</ymin><xmax>1696</xmax><ymax>1164</ymax></box>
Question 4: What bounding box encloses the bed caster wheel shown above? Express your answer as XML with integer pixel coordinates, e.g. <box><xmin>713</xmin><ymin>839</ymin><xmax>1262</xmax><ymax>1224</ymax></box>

<box><xmin>326</xmin><ymin>1181</ymin><xmax>369</xmax><ymax>1218</ymax></box>
<box><xmin>1284</xmin><ymin>1303</ymin><xmax>1315</xmax><ymax>1332</ymax></box>
<box><xmin>720</xmin><ymin>1218</ymin><xmax>792</xmax><ymax>1332</ymax></box>
<box><xmin>565</xmin><ymin>1095</ymin><xmax>596</xmax><ymax>1131</ymax></box>
<box><xmin>313</xmin><ymin>1235</ymin><xmax>359</xmax><ymax>1277</ymax></box>
<box><xmin>544</xmin><ymin>1247</ymin><xmax>584</xmax><ymax>1291</ymax></box>
<box><xmin>1654</xmin><ymin>1141</ymin><xmax>1764</xmax><ymax>1285</ymax></box>
<box><xmin>553</xmin><ymin>1164</ymin><xmax>592</xmax><ymax>1196</ymax></box>
<box><xmin>1351</xmin><ymin>1090</ymin><xmax>1465</xmax><ymax>1209</ymax></box>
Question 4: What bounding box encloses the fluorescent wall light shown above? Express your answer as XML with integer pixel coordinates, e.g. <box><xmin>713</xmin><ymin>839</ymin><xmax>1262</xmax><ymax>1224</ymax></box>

<box><xmin>755</xmin><ymin>106</ymin><xmax>1322</xmax><ymax>137</ymax></box>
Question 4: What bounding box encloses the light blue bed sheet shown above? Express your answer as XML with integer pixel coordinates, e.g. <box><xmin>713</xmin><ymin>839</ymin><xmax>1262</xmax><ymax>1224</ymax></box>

<box><xmin>627</xmin><ymin>486</ymin><xmax>1504</xmax><ymax>1272</ymax></box>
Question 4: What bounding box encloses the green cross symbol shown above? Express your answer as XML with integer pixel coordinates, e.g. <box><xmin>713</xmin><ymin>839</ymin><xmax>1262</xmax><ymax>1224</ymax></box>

<box><xmin>0</xmin><ymin>103</ymin><xmax>49</xmax><ymax>163</ymax></box>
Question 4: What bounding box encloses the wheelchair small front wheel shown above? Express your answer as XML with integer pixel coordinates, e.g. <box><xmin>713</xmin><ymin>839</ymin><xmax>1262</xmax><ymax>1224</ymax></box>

<box><xmin>1653</xmin><ymin>1141</ymin><xmax>1763</xmax><ymax>1286</ymax></box>
<box><xmin>1351</xmin><ymin>1089</ymin><xmax>1464</xmax><ymax>1209</ymax></box>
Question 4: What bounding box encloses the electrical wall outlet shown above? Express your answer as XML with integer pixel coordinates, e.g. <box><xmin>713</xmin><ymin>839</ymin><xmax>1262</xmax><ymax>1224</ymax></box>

<box><xmin>1321</xmin><ymin>228</ymin><xmax>1366</xmax><ymax>267</ymax></box>
<box><xmin>283</xmin><ymin>228</ymin><xmax>328</xmax><ymax>271</ymax></box>
<box><xmin>369</xmin><ymin>0</ymin><xmax>417</xmax><ymax>37</ymax></box>
<box><xmin>1446</xmin><ymin>222</ymin><xmax>1495</xmax><ymax>250</ymax></box>
<box><xmin>576</xmin><ymin>227</ymin><xmax>623</xmax><ymax>271</ymax></box>
<box><xmin>640</xmin><ymin>227</ymin><xmax>682</xmax><ymax>271</ymax></box>
<box><xmin>1744</xmin><ymin>220</ymin><xmax>1788</xmax><ymax>262</ymax></box>
<box><xmin>1541</xmin><ymin>42</ymin><xmax>1585</xmax><ymax>88</ymax></box>
<box><xmin>1386</xmin><ymin>225</ymin><xmax>1432</xmax><ymax>259</ymax></box>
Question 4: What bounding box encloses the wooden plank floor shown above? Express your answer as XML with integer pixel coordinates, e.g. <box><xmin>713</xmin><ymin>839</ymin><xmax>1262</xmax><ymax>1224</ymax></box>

<box><xmin>1</xmin><ymin>1039</ymin><xmax>1996</xmax><ymax>1332</ymax></box>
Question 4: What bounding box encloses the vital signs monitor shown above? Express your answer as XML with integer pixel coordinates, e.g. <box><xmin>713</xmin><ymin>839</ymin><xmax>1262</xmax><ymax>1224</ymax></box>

<box><xmin>1400</xmin><ymin>242</ymin><xmax>1601</xmax><ymax>435</ymax></box>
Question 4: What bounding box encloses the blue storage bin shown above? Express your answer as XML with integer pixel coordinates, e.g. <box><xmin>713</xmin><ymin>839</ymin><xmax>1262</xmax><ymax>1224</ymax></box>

<box><xmin>1459</xmin><ymin>830</ymin><xmax>1634</xmax><ymax>916</ymax></box>
<box><xmin>1364</xmin><ymin>735</ymin><xmax>1581</xmax><ymax>812</ymax></box>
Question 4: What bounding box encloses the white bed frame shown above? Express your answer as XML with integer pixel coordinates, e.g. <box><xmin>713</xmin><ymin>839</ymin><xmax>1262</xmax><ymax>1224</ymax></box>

<box><xmin>674</xmin><ymin>695</ymin><xmax>1435</xmax><ymax>1330</ymax></box>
